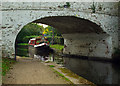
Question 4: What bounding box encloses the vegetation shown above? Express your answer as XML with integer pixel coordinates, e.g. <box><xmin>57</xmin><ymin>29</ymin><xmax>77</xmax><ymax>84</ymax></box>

<box><xmin>2</xmin><ymin>58</ymin><xmax>16</xmax><ymax>76</ymax></box>
<box><xmin>91</xmin><ymin>2</ymin><xmax>96</xmax><ymax>13</ymax></box>
<box><xmin>16</xmin><ymin>48</ymin><xmax>29</xmax><ymax>57</ymax></box>
<box><xmin>50</xmin><ymin>44</ymin><xmax>64</xmax><ymax>51</ymax></box>
<box><xmin>46</xmin><ymin>36</ymin><xmax>64</xmax><ymax>45</ymax></box>
<box><xmin>16</xmin><ymin>23</ymin><xmax>43</xmax><ymax>43</ymax></box>
<box><xmin>16</xmin><ymin>23</ymin><xmax>64</xmax><ymax>57</ymax></box>
<box><xmin>54</xmin><ymin>70</ymin><xmax>70</xmax><ymax>81</ymax></box>
<box><xmin>52</xmin><ymin>69</ymin><xmax>73</xmax><ymax>84</ymax></box>
<box><xmin>16</xmin><ymin>23</ymin><xmax>63</xmax><ymax>44</ymax></box>
<box><xmin>17</xmin><ymin>43</ymin><xmax>29</xmax><ymax>45</ymax></box>
<box><xmin>59</xmin><ymin>68</ymin><xmax>80</xmax><ymax>79</ymax></box>
<box><xmin>17</xmin><ymin>48</ymin><xmax>28</xmax><ymax>51</ymax></box>
<box><xmin>58</xmin><ymin>2</ymin><xmax>71</xmax><ymax>8</ymax></box>
<box><xmin>43</xmin><ymin>26</ymin><xmax>62</xmax><ymax>37</ymax></box>
<box><xmin>49</xmin><ymin>65</ymin><xmax>55</xmax><ymax>68</ymax></box>
<box><xmin>66</xmin><ymin>2</ymin><xmax>71</xmax><ymax>8</ymax></box>
<box><xmin>22</xmin><ymin>35</ymin><xmax>41</xmax><ymax>43</ymax></box>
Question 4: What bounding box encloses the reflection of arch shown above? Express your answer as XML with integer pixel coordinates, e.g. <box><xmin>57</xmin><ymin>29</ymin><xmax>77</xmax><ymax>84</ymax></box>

<box><xmin>33</xmin><ymin>16</ymin><xmax>105</xmax><ymax>34</ymax></box>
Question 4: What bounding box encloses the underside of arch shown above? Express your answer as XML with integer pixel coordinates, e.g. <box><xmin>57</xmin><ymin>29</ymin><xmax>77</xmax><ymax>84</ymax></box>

<box><xmin>33</xmin><ymin>16</ymin><xmax>105</xmax><ymax>34</ymax></box>
<box><xmin>32</xmin><ymin>16</ymin><xmax>113</xmax><ymax>58</ymax></box>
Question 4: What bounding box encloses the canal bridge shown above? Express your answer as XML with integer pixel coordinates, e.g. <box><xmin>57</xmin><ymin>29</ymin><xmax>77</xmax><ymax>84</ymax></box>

<box><xmin>1</xmin><ymin>2</ymin><xmax>119</xmax><ymax>60</ymax></box>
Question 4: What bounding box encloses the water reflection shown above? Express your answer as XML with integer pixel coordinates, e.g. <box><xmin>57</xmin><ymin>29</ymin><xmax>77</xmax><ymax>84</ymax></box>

<box><xmin>63</xmin><ymin>57</ymin><xmax>120</xmax><ymax>85</ymax></box>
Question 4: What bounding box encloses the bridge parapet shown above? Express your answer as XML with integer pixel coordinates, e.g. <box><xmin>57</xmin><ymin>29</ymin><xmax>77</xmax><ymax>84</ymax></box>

<box><xmin>2</xmin><ymin>2</ymin><xmax>118</xmax><ymax>16</ymax></box>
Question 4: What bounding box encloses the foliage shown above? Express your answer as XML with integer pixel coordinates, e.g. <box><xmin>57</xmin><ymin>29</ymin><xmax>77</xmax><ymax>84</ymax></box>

<box><xmin>16</xmin><ymin>23</ymin><xmax>43</xmax><ymax>43</ymax></box>
<box><xmin>43</xmin><ymin>26</ymin><xmax>62</xmax><ymax>37</ymax></box>
<box><xmin>66</xmin><ymin>2</ymin><xmax>70</xmax><ymax>8</ymax></box>
<box><xmin>91</xmin><ymin>2</ymin><xmax>96</xmax><ymax>13</ymax></box>
<box><xmin>46</xmin><ymin>36</ymin><xmax>64</xmax><ymax>45</ymax></box>
<box><xmin>58</xmin><ymin>2</ymin><xmax>71</xmax><ymax>8</ymax></box>
<box><xmin>16</xmin><ymin>43</ymin><xmax>29</xmax><ymax>57</ymax></box>
<box><xmin>16</xmin><ymin>23</ymin><xmax>64</xmax><ymax>57</ymax></box>
<box><xmin>50</xmin><ymin>44</ymin><xmax>64</xmax><ymax>51</ymax></box>
<box><xmin>16</xmin><ymin>48</ymin><xmax>29</xmax><ymax>57</ymax></box>
<box><xmin>49</xmin><ymin>65</ymin><xmax>55</xmax><ymax>68</ymax></box>
<box><xmin>2</xmin><ymin>58</ymin><xmax>16</xmax><ymax>76</ymax></box>
<box><xmin>17</xmin><ymin>43</ymin><xmax>29</xmax><ymax>45</ymax></box>
<box><xmin>22</xmin><ymin>35</ymin><xmax>40</xmax><ymax>43</ymax></box>
<box><xmin>52</xmin><ymin>69</ymin><xmax>72</xmax><ymax>84</ymax></box>
<box><xmin>17</xmin><ymin>48</ymin><xmax>28</xmax><ymax>51</ymax></box>
<box><xmin>16</xmin><ymin>23</ymin><xmax>63</xmax><ymax>43</ymax></box>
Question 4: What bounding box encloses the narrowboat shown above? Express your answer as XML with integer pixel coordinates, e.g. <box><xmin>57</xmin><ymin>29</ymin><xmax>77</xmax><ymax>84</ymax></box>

<box><xmin>28</xmin><ymin>36</ymin><xmax>54</xmax><ymax>58</ymax></box>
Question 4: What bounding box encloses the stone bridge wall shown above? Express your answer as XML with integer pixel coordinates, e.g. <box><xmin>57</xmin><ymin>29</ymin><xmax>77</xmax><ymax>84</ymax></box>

<box><xmin>63</xmin><ymin>33</ymin><xmax>112</xmax><ymax>58</ymax></box>
<box><xmin>118</xmin><ymin>2</ymin><xmax>120</xmax><ymax>48</ymax></box>
<box><xmin>1</xmin><ymin>2</ymin><xmax>119</xmax><ymax>59</ymax></box>
<box><xmin>2</xmin><ymin>2</ymin><xmax>118</xmax><ymax>16</ymax></box>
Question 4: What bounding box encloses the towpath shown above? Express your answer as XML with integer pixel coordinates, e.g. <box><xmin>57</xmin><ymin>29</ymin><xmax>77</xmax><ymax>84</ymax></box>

<box><xmin>2</xmin><ymin>57</ymin><xmax>71</xmax><ymax>85</ymax></box>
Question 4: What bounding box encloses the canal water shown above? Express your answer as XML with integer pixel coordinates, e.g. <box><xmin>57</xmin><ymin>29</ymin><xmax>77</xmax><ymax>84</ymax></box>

<box><xmin>63</xmin><ymin>56</ymin><xmax>120</xmax><ymax>85</ymax></box>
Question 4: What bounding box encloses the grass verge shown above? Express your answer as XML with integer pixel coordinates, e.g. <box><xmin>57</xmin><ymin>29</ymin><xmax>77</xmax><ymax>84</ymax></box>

<box><xmin>50</xmin><ymin>44</ymin><xmax>64</xmax><ymax>51</ymax></box>
<box><xmin>17</xmin><ymin>43</ymin><xmax>29</xmax><ymax>46</ymax></box>
<box><xmin>53</xmin><ymin>69</ymin><xmax>75</xmax><ymax>85</ymax></box>
<box><xmin>2</xmin><ymin>57</ymin><xmax>16</xmax><ymax>76</ymax></box>
<box><xmin>48</xmin><ymin>65</ymin><xmax>74</xmax><ymax>85</ymax></box>
<box><xmin>49</xmin><ymin>65</ymin><xmax>55</xmax><ymax>68</ymax></box>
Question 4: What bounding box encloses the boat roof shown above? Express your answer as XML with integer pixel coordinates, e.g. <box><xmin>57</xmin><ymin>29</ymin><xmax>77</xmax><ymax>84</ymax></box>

<box><xmin>29</xmin><ymin>36</ymin><xmax>47</xmax><ymax>43</ymax></box>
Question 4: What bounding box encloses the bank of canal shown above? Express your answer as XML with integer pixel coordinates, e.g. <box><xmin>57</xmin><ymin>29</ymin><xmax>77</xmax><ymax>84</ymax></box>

<box><xmin>63</xmin><ymin>56</ymin><xmax>120</xmax><ymax>85</ymax></box>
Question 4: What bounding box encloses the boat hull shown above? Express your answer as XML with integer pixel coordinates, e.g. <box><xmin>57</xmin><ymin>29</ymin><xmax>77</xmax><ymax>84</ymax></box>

<box><xmin>29</xmin><ymin>45</ymin><xmax>54</xmax><ymax>58</ymax></box>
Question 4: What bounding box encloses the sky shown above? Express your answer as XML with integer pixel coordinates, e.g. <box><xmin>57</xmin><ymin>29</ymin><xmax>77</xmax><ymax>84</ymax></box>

<box><xmin>37</xmin><ymin>23</ymin><xmax>48</xmax><ymax>28</ymax></box>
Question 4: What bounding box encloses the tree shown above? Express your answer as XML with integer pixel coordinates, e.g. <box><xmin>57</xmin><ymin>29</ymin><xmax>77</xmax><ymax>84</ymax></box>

<box><xmin>16</xmin><ymin>23</ymin><xmax>44</xmax><ymax>43</ymax></box>
<box><xmin>44</xmin><ymin>26</ymin><xmax>62</xmax><ymax>36</ymax></box>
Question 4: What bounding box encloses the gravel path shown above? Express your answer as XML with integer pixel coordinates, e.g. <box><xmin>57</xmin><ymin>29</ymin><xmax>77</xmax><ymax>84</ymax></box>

<box><xmin>2</xmin><ymin>57</ymin><xmax>70</xmax><ymax>84</ymax></box>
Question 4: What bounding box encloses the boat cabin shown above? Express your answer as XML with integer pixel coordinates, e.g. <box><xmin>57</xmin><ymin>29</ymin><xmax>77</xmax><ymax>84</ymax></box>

<box><xmin>28</xmin><ymin>37</ymin><xmax>49</xmax><ymax>46</ymax></box>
